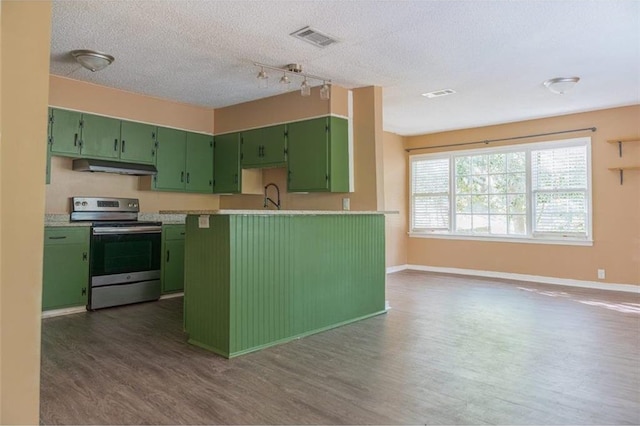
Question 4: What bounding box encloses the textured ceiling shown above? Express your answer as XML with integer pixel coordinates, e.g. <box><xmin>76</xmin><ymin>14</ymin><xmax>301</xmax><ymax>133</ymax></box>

<box><xmin>50</xmin><ymin>1</ymin><xmax>640</xmax><ymax>136</ymax></box>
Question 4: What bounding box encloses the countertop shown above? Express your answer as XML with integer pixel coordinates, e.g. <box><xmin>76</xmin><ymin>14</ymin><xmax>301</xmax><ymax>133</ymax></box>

<box><xmin>159</xmin><ymin>209</ymin><xmax>398</xmax><ymax>215</ymax></box>
<box><xmin>44</xmin><ymin>213</ymin><xmax>186</xmax><ymax>227</ymax></box>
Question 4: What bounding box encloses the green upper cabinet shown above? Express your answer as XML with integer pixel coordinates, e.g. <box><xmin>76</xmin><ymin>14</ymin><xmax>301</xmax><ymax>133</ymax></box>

<box><xmin>80</xmin><ymin>113</ymin><xmax>121</xmax><ymax>160</ymax></box>
<box><xmin>185</xmin><ymin>132</ymin><xmax>214</xmax><ymax>193</ymax></box>
<box><xmin>213</xmin><ymin>132</ymin><xmax>242</xmax><ymax>193</ymax></box>
<box><xmin>154</xmin><ymin>127</ymin><xmax>187</xmax><ymax>191</ymax></box>
<box><xmin>287</xmin><ymin>116</ymin><xmax>349</xmax><ymax>193</ymax></box>
<box><xmin>153</xmin><ymin>128</ymin><xmax>213</xmax><ymax>193</ymax></box>
<box><xmin>120</xmin><ymin>121</ymin><xmax>157</xmax><ymax>164</ymax></box>
<box><xmin>48</xmin><ymin>108</ymin><xmax>156</xmax><ymax>164</ymax></box>
<box><xmin>48</xmin><ymin>108</ymin><xmax>82</xmax><ymax>156</ymax></box>
<box><xmin>42</xmin><ymin>227</ymin><xmax>90</xmax><ymax>311</ymax></box>
<box><xmin>241</xmin><ymin>124</ymin><xmax>286</xmax><ymax>169</ymax></box>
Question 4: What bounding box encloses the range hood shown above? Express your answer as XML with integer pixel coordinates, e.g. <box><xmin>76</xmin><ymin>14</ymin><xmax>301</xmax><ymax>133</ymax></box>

<box><xmin>72</xmin><ymin>158</ymin><xmax>157</xmax><ymax>176</ymax></box>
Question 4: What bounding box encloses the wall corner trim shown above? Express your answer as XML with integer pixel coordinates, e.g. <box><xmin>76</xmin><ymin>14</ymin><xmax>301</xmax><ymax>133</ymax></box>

<box><xmin>387</xmin><ymin>265</ymin><xmax>640</xmax><ymax>294</ymax></box>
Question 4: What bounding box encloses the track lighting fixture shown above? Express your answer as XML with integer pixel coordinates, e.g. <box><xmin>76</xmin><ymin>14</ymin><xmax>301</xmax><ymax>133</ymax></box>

<box><xmin>257</xmin><ymin>67</ymin><xmax>268</xmax><ymax>88</ymax></box>
<box><xmin>254</xmin><ymin>62</ymin><xmax>331</xmax><ymax>100</ymax></box>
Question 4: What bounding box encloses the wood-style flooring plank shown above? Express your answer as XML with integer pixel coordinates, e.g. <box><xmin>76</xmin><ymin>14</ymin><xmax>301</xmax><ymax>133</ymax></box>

<box><xmin>40</xmin><ymin>271</ymin><xmax>640</xmax><ymax>425</ymax></box>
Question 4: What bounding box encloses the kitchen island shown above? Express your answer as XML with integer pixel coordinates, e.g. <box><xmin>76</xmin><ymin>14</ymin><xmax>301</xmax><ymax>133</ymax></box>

<box><xmin>160</xmin><ymin>210</ymin><xmax>388</xmax><ymax>358</ymax></box>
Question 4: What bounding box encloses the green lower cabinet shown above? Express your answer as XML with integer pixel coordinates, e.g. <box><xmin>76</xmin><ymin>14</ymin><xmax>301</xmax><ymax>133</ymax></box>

<box><xmin>162</xmin><ymin>225</ymin><xmax>185</xmax><ymax>293</ymax></box>
<box><xmin>42</xmin><ymin>227</ymin><xmax>90</xmax><ymax>311</ymax></box>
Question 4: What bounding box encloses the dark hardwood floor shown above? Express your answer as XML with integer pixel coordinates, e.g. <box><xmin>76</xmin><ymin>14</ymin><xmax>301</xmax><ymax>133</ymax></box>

<box><xmin>40</xmin><ymin>271</ymin><xmax>640</xmax><ymax>425</ymax></box>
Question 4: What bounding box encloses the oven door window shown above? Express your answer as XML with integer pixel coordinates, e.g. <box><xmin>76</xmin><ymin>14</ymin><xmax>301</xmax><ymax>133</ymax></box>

<box><xmin>91</xmin><ymin>232</ymin><xmax>161</xmax><ymax>276</ymax></box>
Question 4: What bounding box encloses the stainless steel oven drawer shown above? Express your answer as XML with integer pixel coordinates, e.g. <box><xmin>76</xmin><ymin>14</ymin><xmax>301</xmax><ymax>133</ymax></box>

<box><xmin>89</xmin><ymin>280</ymin><xmax>160</xmax><ymax>310</ymax></box>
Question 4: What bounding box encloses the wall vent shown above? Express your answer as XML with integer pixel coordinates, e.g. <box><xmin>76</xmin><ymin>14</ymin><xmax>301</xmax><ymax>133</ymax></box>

<box><xmin>290</xmin><ymin>26</ymin><xmax>338</xmax><ymax>48</ymax></box>
<box><xmin>422</xmin><ymin>89</ymin><xmax>457</xmax><ymax>98</ymax></box>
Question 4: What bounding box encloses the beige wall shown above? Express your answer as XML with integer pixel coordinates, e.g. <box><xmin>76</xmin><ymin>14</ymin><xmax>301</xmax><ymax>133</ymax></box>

<box><xmin>214</xmin><ymin>85</ymin><xmax>349</xmax><ymax>135</ymax></box>
<box><xmin>0</xmin><ymin>1</ymin><xmax>51</xmax><ymax>423</ymax></box>
<box><xmin>383</xmin><ymin>132</ymin><xmax>408</xmax><ymax>267</ymax></box>
<box><xmin>405</xmin><ymin>105</ymin><xmax>640</xmax><ymax>285</ymax></box>
<box><xmin>218</xmin><ymin>86</ymin><xmax>384</xmax><ymax>212</ymax></box>
<box><xmin>46</xmin><ymin>76</ymin><xmax>219</xmax><ymax>213</ymax></box>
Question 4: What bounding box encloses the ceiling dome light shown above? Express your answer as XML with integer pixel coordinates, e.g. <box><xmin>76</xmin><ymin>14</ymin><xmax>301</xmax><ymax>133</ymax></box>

<box><xmin>543</xmin><ymin>77</ymin><xmax>580</xmax><ymax>95</ymax></box>
<box><xmin>71</xmin><ymin>49</ymin><xmax>115</xmax><ymax>72</ymax></box>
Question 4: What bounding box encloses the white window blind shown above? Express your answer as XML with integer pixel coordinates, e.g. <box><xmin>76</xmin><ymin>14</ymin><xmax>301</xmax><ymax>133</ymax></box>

<box><xmin>409</xmin><ymin>137</ymin><xmax>591</xmax><ymax>244</ymax></box>
<box><xmin>411</xmin><ymin>158</ymin><xmax>449</xmax><ymax>231</ymax></box>
<box><xmin>531</xmin><ymin>145</ymin><xmax>588</xmax><ymax>236</ymax></box>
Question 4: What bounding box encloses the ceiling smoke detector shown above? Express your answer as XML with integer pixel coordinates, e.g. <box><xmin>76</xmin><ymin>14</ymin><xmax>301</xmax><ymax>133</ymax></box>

<box><xmin>422</xmin><ymin>89</ymin><xmax>456</xmax><ymax>98</ymax></box>
<box><xmin>290</xmin><ymin>26</ymin><xmax>339</xmax><ymax>48</ymax></box>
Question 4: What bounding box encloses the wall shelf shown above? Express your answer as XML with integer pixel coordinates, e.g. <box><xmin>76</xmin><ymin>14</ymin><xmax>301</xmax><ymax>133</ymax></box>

<box><xmin>608</xmin><ymin>166</ymin><xmax>640</xmax><ymax>185</ymax></box>
<box><xmin>606</xmin><ymin>139</ymin><xmax>640</xmax><ymax>157</ymax></box>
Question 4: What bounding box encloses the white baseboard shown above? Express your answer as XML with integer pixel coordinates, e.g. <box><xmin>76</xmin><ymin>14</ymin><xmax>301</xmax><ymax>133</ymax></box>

<box><xmin>385</xmin><ymin>265</ymin><xmax>409</xmax><ymax>274</ymax></box>
<box><xmin>388</xmin><ymin>264</ymin><xmax>640</xmax><ymax>294</ymax></box>
<box><xmin>42</xmin><ymin>306</ymin><xmax>87</xmax><ymax>318</ymax></box>
<box><xmin>160</xmin><ymin>292</ymin><xmax>184</xmax><ymax>300</ymax></box>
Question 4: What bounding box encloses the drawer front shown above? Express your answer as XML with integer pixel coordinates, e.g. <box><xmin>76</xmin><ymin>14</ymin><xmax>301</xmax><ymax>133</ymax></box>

<box><xmin>44</xmin><ymin>227</ymin><xmax>89</xmax><ymax>245</ymax></box>
<box><xmin>163</xmin><ymin>225</ymin><xmax>186</xmax><ymax>241</ymax></box>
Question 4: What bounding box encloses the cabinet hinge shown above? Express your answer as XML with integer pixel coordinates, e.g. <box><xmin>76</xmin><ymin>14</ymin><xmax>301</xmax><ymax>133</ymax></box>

<box><xmin>213</xmin><ymin>179</ymin><xmax>216</xmax><ymax>187</ymax></box>
<box><xmin>49</xmin><ymin>114</ymin><xmax>54</xmax><ymax>124</ymax></box>
<box><xmin>48</xmin><ymin>136</ymin><xmax>53</xmax><ymax>145</ymax></box>
<box><xmin>81</xmin><ymin>288</ymin><xmax>87</xmax><ymax>296</ymax></box>
<box><xmin>326</xmin><ymin>174</ymin><xmax>329</xmax><ymax>182</ymax></box>
<box><xmin>284</xmin><ymin>148</ymin><xmax>288</xmax><ymax>155</ymax></box>
<box><xmin>213</xmin><ymin>141</ymin><xmax>216</xmax><ymax>149</ymax></box>
<box><xmin>80</xmin><ymin>119</ymin><xmax>84</xmax><ymax>128</ymax></box>
<box><xmin>154</xmin><ymin>141</ymin><xmax>159</xmax><ymax>149</ymax></box>
<box><xmin>325</xmin><ymin>124</ymin><xmax>329</xmax><ymax>132</ymax></box>
<box><xmin>210</xmin><ymin>140</ymin><xmax>213</xmax><ymax>148</ymax></box>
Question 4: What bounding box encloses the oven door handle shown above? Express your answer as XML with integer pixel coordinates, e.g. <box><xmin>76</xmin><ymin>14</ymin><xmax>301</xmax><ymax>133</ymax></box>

<box><xmin>92</xmin><ymin>226</ymin><xmax>162</xmax><ymax>235</ymax></box>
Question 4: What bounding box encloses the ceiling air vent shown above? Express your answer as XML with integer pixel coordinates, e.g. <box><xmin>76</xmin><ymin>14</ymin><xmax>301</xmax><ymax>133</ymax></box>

<box><xmin>290</xmin><ymin>26</ymin><xmax>338</xmax><ymax>48</ymax></box>
<box><xmin>422</xmin><ymin>89</ymin><xmax>457</xmax><ymax>98</ymax></box>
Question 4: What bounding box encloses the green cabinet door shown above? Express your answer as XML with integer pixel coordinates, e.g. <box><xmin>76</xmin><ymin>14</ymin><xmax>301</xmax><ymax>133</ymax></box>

<box><xmin>163</xmin><ymin>239</ymin><xmax>185</xmax><ymax>293</ymax></box>
<box><xmin>213</xmin><ymin>133</ymin><xmax>241</xmax><ymax>193</ymax></box>
<box><xmin>185</xmin><ymin>132</ymin><xmax>214</xmax><ymax>193</ymax></box>
<box><xmin>42</xmin><ymin>227</ymin><xmax>90</xmax><ymax>311</ymax></box>
<box><xmin>154</xmin><ymin>127</ymin><xmax>186</xmax><ymax>191</ymax></box>
<box><xmin>49</xmin><ymin>108</ymin><xmax>82</xmax><ymax>156</ymax></box>
<box><xmin>241</xmin><ymin>124</ymin><xmax>286</xmax><ymax>169</ymax></box>
<box><xmin>120</xmin><ymin>121</ymin><xmax>156</xmax><ymax>164</ymax></box>
<box><xmin>80</xmin><ymin>113</ymin><xmax>121</xmax><ymax>159</ymax></box>
<box><xmin>261</xmin><ymin>124</ymin><xmax>287</xmax><ymax>167</ymax></box>
<box><xmin>287</xmin><ymin>117</ymin><xmax>329</xmax><ymax>192</ymax></box>
<box><xmin>240</xmin><ymin>128</ymin><xmax>263</xmax><ymax>168</ymax></box>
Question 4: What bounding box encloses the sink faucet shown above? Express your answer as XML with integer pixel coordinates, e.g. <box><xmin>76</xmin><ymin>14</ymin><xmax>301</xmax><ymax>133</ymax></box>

<box><xmin>264</xmin><ymin>183</ymin><xmax>281</xmax><ymax>210</ymax></box>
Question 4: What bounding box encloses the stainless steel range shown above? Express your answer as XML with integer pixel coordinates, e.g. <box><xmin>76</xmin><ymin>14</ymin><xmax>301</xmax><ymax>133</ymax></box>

<box><xmin>71</xmin><ymin>197</ymin><xmax>162</xmax><ymax>310</ymax></box>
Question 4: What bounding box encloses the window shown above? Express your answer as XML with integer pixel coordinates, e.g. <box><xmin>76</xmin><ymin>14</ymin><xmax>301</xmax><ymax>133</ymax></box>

<box><xmin>410</xmin><ymin>137</ymin><xmax>592</xmax><ymax>244</ymax></box>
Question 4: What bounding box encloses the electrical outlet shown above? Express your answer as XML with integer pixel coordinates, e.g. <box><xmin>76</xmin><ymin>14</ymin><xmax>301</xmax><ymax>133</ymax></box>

<box><xmin>597</xmin><ymin>269</ymin><xmax>606</xmax><ymax>280</ymax></box>
<box><xmin>342</xmin><ymin>197</ymin><xmax>350</xmax><ymax>211</ymax></box>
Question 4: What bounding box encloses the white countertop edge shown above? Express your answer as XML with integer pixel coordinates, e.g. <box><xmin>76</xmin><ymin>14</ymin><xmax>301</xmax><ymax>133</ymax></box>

<box><xmin>159</xmin><ymin>210</ymin><xmax>399</xmax><ymax>215</ymax></box>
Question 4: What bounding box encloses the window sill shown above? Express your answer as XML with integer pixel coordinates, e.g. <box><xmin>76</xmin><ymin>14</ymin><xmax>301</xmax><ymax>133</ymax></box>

<box><xmin>408</xmin><ymin>232</ymin><xmax>594</xmax><ymax>246</ymax></box>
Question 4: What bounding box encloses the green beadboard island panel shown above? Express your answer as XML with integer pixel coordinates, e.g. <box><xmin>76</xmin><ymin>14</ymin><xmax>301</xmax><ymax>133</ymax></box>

<box><xmin>184</xmin><ymin>213</ymin><xmax>386</xmax><ymax>358</ymax></box>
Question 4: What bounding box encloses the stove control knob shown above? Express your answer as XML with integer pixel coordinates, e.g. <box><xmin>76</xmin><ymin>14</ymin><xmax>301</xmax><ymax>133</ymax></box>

<box><xmin>134</xmin><ymin>203</ymin><xmax>138</xmax><ymax>208</ymax></box>
<box><xmin>128</xmin><ymin>203</ymin><xmax>132</xmax><ymax>208</ymax></box>
<box><xmin>82</xmin><ymin>201</ymin><xmax>88</xmax><ymax>206</ymax></box>
<box><xmin>75</xmin><ymin>201</ymin><xmax>81</xmax><ymax>206</ymax></box>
